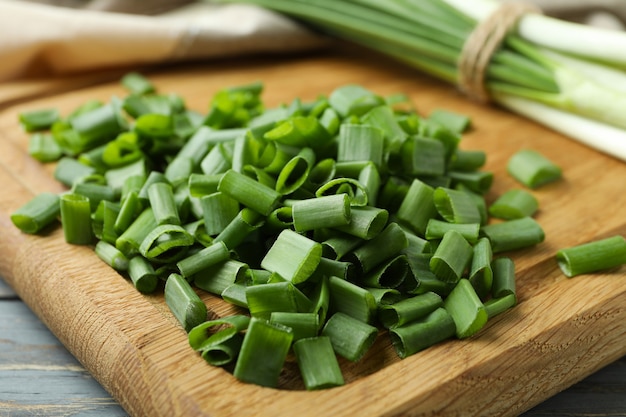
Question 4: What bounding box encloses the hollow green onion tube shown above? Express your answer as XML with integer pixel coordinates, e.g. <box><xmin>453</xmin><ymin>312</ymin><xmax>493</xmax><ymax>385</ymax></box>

<box><xmin>116</xmin><ymin>207</ymin><xmax>157</xmax><ymax>256</ymax></box>
<box><xmin>28</xmin><ymin>132</ymin><xmax>63</xmax><ymax>162</ymax></box>
<box><xmin>429</xmin><ymin>109</ymin><xmax>471</xmax><ymax>135</ymax></box>
<box><xmin>337</xmin><ymin>124</ymin><xmax>384</xmax><ymax>168</ymax></box>
<box><xmin>322</xmin><ymin>312</ymin><xmax>378</xmax><ymax>361</ymax></box>
<box><xmin>293</xmin><ymin>336</ymin><xmax>345</xmax><ymax>390</ymax></box>
<box><xmin>261</xmin><ymin>229</ymin><xmax>322</xmax><ymax>284</ymax></box>
<box><xmin>443</xmin><ymin>279</ymin><xmax>488</xmax><ymax>339</ymax></box>
<box><xmin>200</xmin><ymin>192</ymin><xmax>240</xmax><ymax>236</ymax></box>
<box><xmin>328</xmin><ymin>84</ymin><xmax>384</xmax><ymax>118</ymax></box>
<box><xmin>200</xmin><ymin>335</ymin><xmax>244</xmax><ymax>366</ymax></box>
<box><xmin>361</xmin><ymin>103</ymin><xmax>407</xmax><ymax>152</ymax></box>
<box><xmin>389</xmin><ymin>307</ymin><xmax>456</xmax><ymax>359</ymax></box>
<box><xmin>139</xmin><ymin>224</ymin><xmax>194</xmax><ymax>264</ymax></box>
<box><xmin>315</xmin><ymin>177</ymin><xmax>369</xmax><ymax>207</ymax></box>
<box><xmin>396</xmin><ymin>179</ymin><xmax>437</xmax><ymax>236</ymax></box>
<box><xmin>19</xmin><ymin>108</ymin><xmax>60</xmax><ymax>132</ymax></box>
<box><xmin>359</xmin><ymin>255</ymin><xmax>409</xmax><ymax>289</ymax></box>
<box><xmin>448</xmin><ymin>170</ymin><xmax>494</xmax><ymax>194</ymax></box>
<box><xmin>334</xmin><ymin>206</ymin><xmax>389</xmax><ymax>240</ymax></box>
<box><xmin>433</xmin><ymin>187</ymin><xmax>482</xmax><ymax>224</ymax></box>
<box><xmin>269</xmin><ymin>312</ymin><xmax>319</xmax><ymax>342</ymax></box>
<box><xmin>367</xmin><ymin>288</ymin><xmax>403</xmax><ymax>306</ymax></box>
<box><xmin>491</xmin><ymin>257</ymin><xmax>516</xmax><ymax>298</ymax></box>
<box><xmin>430</xmin><ymin>230</ymin><xmax>473</xmax><ymax>284</ymax></box>
<box><xmin>263</xmin><ymin>206</ymin><xmax>293</xmax><ymax>233</ymax></box>
<box><xmin>425</xmin><ymin>219</ymin><xmax>480</xmax><ymax>244</ymax></box>
<box><xmin>489</xmin><ymin>189</ymin><xmax>538</xmax><ymax>220</ymax></box>
<box><xmin>264</xmin><ymin>115</ymin><xmax>331</xmax><ymax>149</ymax></box>
<box><xmin>321</xmin><ymin>232</ymin><xmax>363</xmax><ymax>260</ymax></box>
<box><xmin>70</xmin><ymin>102</ymin><xmax>126</xmax><ymax>152</ymax></box>
<box><xmin>484</xmin><ymin>294</ymin><xmax>517</xmax><ymax>318</ymax></box>
<box><xmin>95</xmin><ymin>240</ymin><xmax>129</xmax><ymax>271</ymax></box>
<box><xmin>556</xmin><ymin>235</ymin><xmax>626</xmax><ymax>278</ymax></box>
<box><xmin>233</xmin><ymin>318</ymin><xmax>293</xmax><ymax>388</ymax></box>
<box><xmin>357</xmin><ymin>162</ymin><xmax>380</xmax><ymax>206</ymax></box>
<box><xmin>164</xmin><ymin>156</ymin><xmax>193</xmax><ymax>188</ymax></box>
<box><xmin>401</xmin><ymin>136</ymin><xmax>446</xmax><ymax>177</ymax></box>
<box><xmin>246</xmin><ymin>280</ymin><xmax>313</xmax><ymax>319</ymax></box>
<box><xmin>507</xmin><ymin>149</ymin><xmax>562</xmax><ymax>189</ymax></box>
<box><xmin>60</xmin><ymin>193</ymin><xmax>93</xmax><ymax>245</ymax></box>
<box><xmin>469</xmin><ymin>237</ymin><xmax>494</xmax><ymax>300</ymax></box>
<box><xmin>292</xmin><ymin>194</ymin><xmax>351</xmax><ymax>232</ymax></box>
<box><xmin>480</xmin><ymin>217</ymin><xmax>545</xmax><ymax>253</ymax></box>
<box><xmin>316</xmin><ymin>257</ymin><xmax>357</xmax><ymax>282</ymax></box>
<box><xmin>218</xmin><ymin>169</ymin><xmax>281</xmax><ymax>216</ymax></box>
<box><xmin>114</xmin><ymin>191</ymin><xmax>142</xmax><ymax>234</ymax></box>
<box><xmin>164</xmin><ymin>273</ymin><xmax>207</xmax><ymax>332</ymax></box>
<box><xmin>106</xmin><ymin>159</ymin><xmax>147</xmax><ymax>198</ymax></box>
<box><xmin>188</xmin><ymin>173</ymin><xmax>222</xmax><ymax>197</ymax></box>
<box><xmin>347</xmin><ymin>222</ymin><xmax>408</xmax><ymax>274</ymax></box>
<box><xmin>221</xmin><ymin>283</ymin><xmax>249</xmax><ymax>308</ymax></box>
<box><xmin>188</xmin><ymin>315</ymin><xmax>250</xmax><ymax>351</ymax></box>
<box><xmin>147</xmin><ymin>182</ymin><xmax>180</xmax><ymax>226</ymax></box>
<box><xmin>54</xmin><ymin>157</ymin><xmax>96</xmax><ymax>187</ymax></box>
<box><xmin>379</xmin><ymin>292</ymin><xmax>443</xmax><ymax>329</ymax></box>
<box><xmin>121</xmin><ymin>72</ymin><xmax>155</xmax><ymax>95</ymax></box>
<box><xmin>194</xmin><ymin>259</ymin><xmax>248</xmax><ymax>295</ymax></box>
<box><xmin>213</xmin><ymin>208</ymin><xmax>264</xmax><ymax>250</ymax></box>
<box><xmin>128</xmin><ymin>256</ymin><xmax>158</xmax><ymax>294</ymax></box>
<box><xmin>328</xmin><ymin>276</ymin><xmax>377</xmax><ymax>324</ymax></box>
<box><xmin>201</xmin><ymin>143</ymin><xmax>232</xmax><ymax>175</ymax></box>
<box><xmin>449</xmin><ymin>149</ymin><xmax>486</xmax><ymax>172</ymax></box>
<box><xmin>275</xmin><ymin>147</ymin><xmax>316</xmax><ymax>195</ymax></box>
<box><xmin>138</xmin><ymin>171</ymin><xmax>169</xmax><ymax>203</ymax></box>
<box><xmin>11</xmin><ymin>192</ymin><xmax>60</xmax><ymax>234</ymax></box>
<box><xmin>176</xmin><ymin>241</ymin><xmax>231</xmax><ymax>279</ymax></box>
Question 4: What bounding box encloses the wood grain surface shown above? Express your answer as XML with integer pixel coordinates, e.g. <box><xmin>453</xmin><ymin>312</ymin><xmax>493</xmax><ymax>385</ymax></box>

<box><xmin>0</xmin><ymin>47</ymin><xmax>625</xmax><ymax>417</ymax></box>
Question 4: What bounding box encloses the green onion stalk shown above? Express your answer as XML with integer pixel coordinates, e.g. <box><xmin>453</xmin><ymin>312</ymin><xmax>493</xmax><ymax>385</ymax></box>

<box><xmin>211</xmin><ymin>0</ymin><xmax>626</xmax><ymax>162</ymax></box>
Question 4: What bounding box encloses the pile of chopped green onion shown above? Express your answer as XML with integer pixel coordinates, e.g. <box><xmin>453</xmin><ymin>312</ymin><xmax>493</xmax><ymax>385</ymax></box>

<box><xmin>212</xmin><ymin>0</ymin><xmax>626</xmax><ymax>162</ymax></box>
<box><xmin>11</xmin><ymin>73</ymin><xmax>624</xmax><ymax>390</ymax></box>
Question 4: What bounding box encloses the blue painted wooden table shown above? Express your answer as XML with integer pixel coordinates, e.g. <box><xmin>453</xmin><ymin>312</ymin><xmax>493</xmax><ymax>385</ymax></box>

<box><xmin>1</xmin><ymin>274</ymin><xmax>625</xmax><ymax>416</ymax></box>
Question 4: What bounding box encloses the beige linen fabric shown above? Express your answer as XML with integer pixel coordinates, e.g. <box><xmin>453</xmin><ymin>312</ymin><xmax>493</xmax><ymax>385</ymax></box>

<box><xmin>1</xmin><ymin>0</ymin><xmax>625</xmax><ymax>83</ymax></box>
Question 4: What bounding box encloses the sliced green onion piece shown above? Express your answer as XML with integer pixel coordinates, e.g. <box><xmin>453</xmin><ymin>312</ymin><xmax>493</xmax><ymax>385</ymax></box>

<box><xmin>321</xmin><ymin>232</ymin><xmax>363</xmax><ymax>260</ymax></box>
<box><xmin>114</xmin><ymin>191</ymin><xmax>142</xmax><ymax>234</ymax></box>
<box><xmin>116</xmin><ymin>208</ymin><xmax>157</xmax><ymax>256</ymax></box>
<box><xmin>200</xmin><ymin>192</ymin><xmax>240</xmax><ymax>235</ymax></box>
<box><xmin>201</xmin><ymin>143</ymin><xmax>232</xmax><ymax>175</ymax></box>
<box><xmin>480</xmin><ymin>217</ymin><xmax>545</xmax><ymax>253</ymax></box>
<box><xmin>401</xmin><ymin>136</ymin><xmax>446</xmax><ymax>177</ymax></box>
<box><xmin>396</xmin><ymin>179</ymin><xmax>436</xmax><ymax>236</ymax></box>
<box><xmin>292</xmin><ymin>194</ymin><xmax>351</xmax><ymax>232</ymax></box>
<box><xmin>328</xmin><ymin>84</ymin><xmax>384</xmax><ymax>118</ymax></box>
<box><xmin>11</xmin><ymin>192</ymin><xmax>60</xmax><ymax>234</ymax></box>
<box><xmin>164</xmin><ymin>273</ymin><xmax>207</xmax><ymax>332</ymax></box>
<box><xmin>293</xmin><ymin>336</ymin><xmax>344</xmax><ymax>390</ymax></box>
<box><xmin>379</xmin><ymin>292</ymin><xmax>443</xmax><ymax>329</ymax></box>
<box><xmin>367</xmin><ymin>288</ymin><xmax>403</xmax><ymax>306</ymax></box>
<box><xmin>443</xmin><ymin>279</ymin><xmax>488</xmax><ymax>339</ymax></box>
<box><xmin>507</xmin><ymin>149</ymin><xmax>562</xmax><ymax>189</ymax></box>
<box><xmin>428</xmin><ymin>109</ymin><xmax>471</xmax><ymax>134</ymax></box>
<box><xmin>19</xmin><ymin>108</ymin><xmax>60</xmax><ymax>132</ymax></box>
<box><xmin>448</xmin><ymin>170</ymin><xmax>494</xmax><ymax>194</ymax></box>
<box><xmin>491</xmin><ymin>257</ymin><xmax>516</xmax><ymax>298</ymax></box>
<box><xmin>176</xmin><ymin>241</ymin><xmax>230</xmax><ymax>279</ymax></box>
<box><xmin>269</xmin><ymin>312</ymin><xmax>319</xmax><ymax>342</ymax></box>
<box><xmin>275</xmin><ymin>147</ymin><xmax>316</xmax><ymax>195</ymax></box>
<box><xmin>264</xmin><ymin>116</ymin><xmax>331</xmax><ymax>149</ymax></box>
<box><xmin>469</xmin><ymin>237</ymin><xmax>494</xmax><ymax>299</ymax></box>
<box><xmin>72</xmin><ymin>182</ymin><xmax>115</xmax><ymax>212</ymax></box>
<box><xmin>449</xmin><ymin>149</ymin><xmax>486</xmax><ymax>171</ymax></box>
<box><xmin>139</xmin><ymin>224</ymin><xmax>194</xmax><ymax>263</ymax></box>
<box><xmin>194</xmin><ymin>259</ymin><xmax>248</xmax><ymax>295</ymax></box>
<box><xmin>54</xmin><ymin>157</ymin><xmax>96</xmax><ymax>187</ymax></box>
<box><xmin>70</xmin><ymin>102</ymin><xmax>126</xmax><ymax>152</ymax></box>
<box><xmin>28</xmin><ymin>132</ymin><xmax>63</xmax><ymax>162</ymax></box>
<box><xmin>128</xmin><ymin>255</ymin><xmax>158</xmax><ymax>294</ymax></box>
<box><xmin>213</xmin><ymin>208</ymin><xmax>264</xmax><ymax>250</ymax></box>
<box><xmin>188</xmin><ymin>173</ymin><xmax>222</xmax><ymax>197</ymax></box>
<box><xmin>489</xmin><ymin>189</ymin><xmax>538</xmax><ymax>220</ymax></box>
<box><xmin>328</xmin><ymin>276</ymin><xmax>377</xmax><ymax>324</ymax></box>
<box><xmin>60</xmin><ymin>193</ymin><xmax>93</xmax><ymax>245</ymax></box>
<box><xmin>121</xmin><ymin>72</ymin><xmax>155</xmax><ymax>95</ymax></box>
<box><xmin>359</xmin><ymin>255</ymin><xmax>408</xmax><ymax>289</ymax></box>
<box><xmin>188</xmin><ymin>315</ymin><xmax>250</xmax><ymax>351</ymax></box>
<box><xmin>322</xmin><ymin>312</ymin><xmax>378</xmax><ymax>361</ymax></box>
<box><xmin>429</xmin><ymin>230</ymin><xmax>473</xmax><ymax>284</ymax></box>
<box><xmin>316</xmin><ymin>257</ymin><xmax>357</xmax><ymax>282</ymax></box>
<box><xmin>261</xmin><ymin>229</ymin><xmax>322</xmax><ymax>284</ymax></box>
<box><xmin>347</xmin><ymin>222</ymin><xmax>408</xmax><ymax>274</ymax></box>
<box><xmin>425</xmin><ymin>219</ymin><xmax>480</xmax><ymax>244</ymax></box>
<box><xmin>337</xmin><ymin>124</ymin><xmax>384</xmax><ymax>168</ymax></box>
<box><xmin>218</xmin><ymin>169</ymin><xmax>281</xmax><ymax>216</ymax></box>
<box><xmin>361</xmin><ymin>104</ymin><xmax>407</xmax><ymax>152</ymax></box>
<box><xmin>556</xmin><ymin>235</ymin><xmax>626</xmax><ymax>278</ymax></box>
<box><xmin>484</xmin><ymin>294</ymin><xmax>517</xmax><ymax>318</ymax></box>
<box><xmin>315</xmin><ymin>177</ymin><xmax>368</xmax><ymax>207</ymax></box>
<box><xmin>434</xmin><ymin>187</ymin><xmax>482</xmax><ymax>224</ymax></box>
<box><xmin>233</xmin><ymin>317</ymin><xmax>293</xmax><ymax>388</ymax></box>
<box><xmin>334</xmin><ymin>206</ymin><xmax>388</xmax><ymax>240</ymax></box>
<box><xmin>221</xmin><ymin>283</ymin><xmax>249</xmax><ymax>308</ymax></box>
<box><xmin>95</xmin><ymin>240</ymin><xmax>129</xmax><ymax>271</ymax></box>
<box><xmin>389</xmin><ymin>307</ymin><xmax>456</xmax><ymax>359</ymax></box>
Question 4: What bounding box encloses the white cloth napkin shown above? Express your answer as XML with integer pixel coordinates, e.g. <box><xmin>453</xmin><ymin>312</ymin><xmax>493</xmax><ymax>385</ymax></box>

<box><xmin>1</xmin><ymin>0</ymin><xmax>625</xmax><ymax>83</ymax></box>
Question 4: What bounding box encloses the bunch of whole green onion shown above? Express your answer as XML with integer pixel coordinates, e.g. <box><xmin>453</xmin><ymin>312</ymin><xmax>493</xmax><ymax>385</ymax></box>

<box><xmin>212</xmin><ymin>0</ymin><xmax>626</xmax><ymax>162</ymax></box>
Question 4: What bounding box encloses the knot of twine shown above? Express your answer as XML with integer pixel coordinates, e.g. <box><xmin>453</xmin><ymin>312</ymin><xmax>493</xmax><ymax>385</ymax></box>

<box><xmin>458</xmin><ymin>1</ymin><xmax>542</xmax><ymax>103</ymax></box>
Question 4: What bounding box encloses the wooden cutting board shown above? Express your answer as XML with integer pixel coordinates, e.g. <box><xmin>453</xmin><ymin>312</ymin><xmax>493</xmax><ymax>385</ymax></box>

<box><xmin>1</xmin><ymin>47</ymin><xmax>625</xmax><ymax>417</ymax></box>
